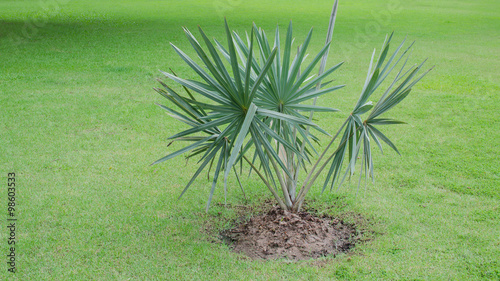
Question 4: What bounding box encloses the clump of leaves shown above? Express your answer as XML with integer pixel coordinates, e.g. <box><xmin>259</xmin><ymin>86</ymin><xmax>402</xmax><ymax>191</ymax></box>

<box><xmin>152</xmin><ymin>0</ymin><xmax>432</xmax><ymax>212</ymax></box>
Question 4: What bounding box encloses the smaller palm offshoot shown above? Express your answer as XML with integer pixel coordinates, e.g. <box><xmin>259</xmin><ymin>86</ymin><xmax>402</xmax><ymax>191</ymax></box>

<box><xmin>152</xmin><ymin>1</ymin><xmax>432</xmax><ymax>212</ymax></box>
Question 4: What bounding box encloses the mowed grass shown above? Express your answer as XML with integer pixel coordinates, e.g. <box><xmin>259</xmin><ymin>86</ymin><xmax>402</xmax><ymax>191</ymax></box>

<box><xmin>1</xmin><ymin>0</ymin><xmax>499</xmax><ymax>279</ymax></box>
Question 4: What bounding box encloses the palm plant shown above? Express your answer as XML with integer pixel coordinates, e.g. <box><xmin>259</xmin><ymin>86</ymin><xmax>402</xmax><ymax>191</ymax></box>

<box><xmin>152</xmin><ymin>0</ymin><xmax>432</xmax><ymax>212</ymax></box>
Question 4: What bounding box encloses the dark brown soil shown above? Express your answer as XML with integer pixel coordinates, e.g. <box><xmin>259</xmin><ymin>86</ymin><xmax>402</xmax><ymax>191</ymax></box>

<box><xmin>220</xmin><ymin>206</ymin><xmax>358</xmax><ymax>261</ymax></box>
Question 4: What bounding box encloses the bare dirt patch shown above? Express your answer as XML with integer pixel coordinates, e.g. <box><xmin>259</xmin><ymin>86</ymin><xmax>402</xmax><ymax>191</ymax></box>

<box><xmin>220</xmin><ymin>206</ymin><xmax>359</xmax><ymax>261</ymax></box>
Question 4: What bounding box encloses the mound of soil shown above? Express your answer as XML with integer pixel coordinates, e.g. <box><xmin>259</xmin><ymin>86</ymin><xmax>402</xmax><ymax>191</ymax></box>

<box><xmin>220</xmin><ymin>207</ymin><xmax>357</xmax><ymax>260</ymax></box>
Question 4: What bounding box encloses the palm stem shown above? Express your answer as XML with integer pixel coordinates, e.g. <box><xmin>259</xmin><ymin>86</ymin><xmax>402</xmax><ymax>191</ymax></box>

<box><xmin>293</xmin><ymin>118</ymin><xmax>348</xmax><ymax>208</ymax></box>
<box><xmin>266</xmin><ymin>148</ymin><xmax>293</xmax><ymax>208</ymax></box>
<box><xmin>242</xmin><ymin>155</ymin><xmax>287</xmax><ymax>209</ymax></box>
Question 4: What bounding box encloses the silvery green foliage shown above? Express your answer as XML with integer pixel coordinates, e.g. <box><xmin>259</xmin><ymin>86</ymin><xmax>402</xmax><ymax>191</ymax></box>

<box><xmin>152</xmin><ymin>0</ymin><xmax>431</xmax><ymax>211</ymax></box>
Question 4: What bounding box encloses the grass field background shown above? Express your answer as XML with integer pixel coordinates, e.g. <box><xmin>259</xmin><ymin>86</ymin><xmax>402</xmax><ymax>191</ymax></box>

<box><xmin>1</xmin><ymin>0</ymin><xmax>499</xmax><ymax>279</ymax></box>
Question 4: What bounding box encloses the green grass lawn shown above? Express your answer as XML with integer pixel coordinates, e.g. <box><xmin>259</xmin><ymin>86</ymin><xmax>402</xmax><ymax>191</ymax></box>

<box><xmin>1</xmin><ymin>0</ymin><xmax>499</xmax><ymax>279</ymax></box>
